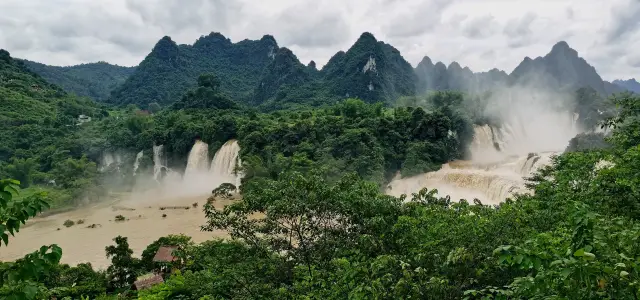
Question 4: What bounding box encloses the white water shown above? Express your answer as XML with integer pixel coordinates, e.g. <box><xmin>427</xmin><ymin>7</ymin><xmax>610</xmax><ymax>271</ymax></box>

<box><xmin>133</xmin><ymin>151</ymin><xmax>144</xmax><ymax>176</ymax></box>
<box><xmin>99</xmin><ymin>152</ymin><xmax>123</xmax><ymax>172</ymax></box>
<box><xmin>183</xmin><ymin>140</ymin><xmax>210</xmax><ymax>180</ymax></box>
<box><xmin>387</xmin><ymin>110</ymin><xmax>580</xmax><ymax>205</ymax></box>
<box><xmin>209</xmin><ymin>140</ymin><xmax>243</xmax><ymax>190</ymax></box>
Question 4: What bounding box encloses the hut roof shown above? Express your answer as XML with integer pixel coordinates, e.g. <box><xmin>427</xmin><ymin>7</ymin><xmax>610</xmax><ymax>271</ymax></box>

<box><xmin>153</xmin><ymin>246</ymin><xmax>179</xmax><ymax>262</ymax></box>
<box><xmin>133</xmin><ymin>273</ymin><xmax>164</xmax><ymax>290</ymax></box>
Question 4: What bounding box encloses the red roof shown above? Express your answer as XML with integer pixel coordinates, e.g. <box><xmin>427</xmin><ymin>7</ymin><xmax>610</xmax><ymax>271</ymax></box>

<box><xmin>153</xmin><ymin>246</ymin><xmax>179</xmax><ymax>262</ymax></box>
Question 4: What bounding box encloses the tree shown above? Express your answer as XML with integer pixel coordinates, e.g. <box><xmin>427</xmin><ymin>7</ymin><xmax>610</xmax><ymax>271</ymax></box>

<box><xmin>0</xmin><ymin>179</ymin><xmax>62</xmax><ymax>300</ymax></box>
<box><xmin>105</xmin><ymin>236</ymin><xmax>140</xmax><ymax>290</ymax></box>
<box><xmin>202</xmin><ymin>172</ymin><xmax>402</xmax><ymax>279</ymax></box>
<box><xmin>140</xmin><ymin>235</ymin><xmax>193</xmax><ymax>272</ymax></box>
<box><xmin>197</xmin><ymin>73</ymin><xmax>221</xmax><ymax>90</ymax></box>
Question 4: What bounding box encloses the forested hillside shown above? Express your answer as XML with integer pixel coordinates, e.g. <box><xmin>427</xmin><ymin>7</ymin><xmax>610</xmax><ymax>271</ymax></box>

<box><xmin>21</xmin><ymin>60</ymin><xmax>135</xmax><ymax>101</ymax></box>
<box><xmin>0</xmin><ymin>49</ymin><xmax>109</xmax><ymax>207</ymax></box>
<box><xmin>109</xmin><ymin>33</ymin><xmax>279</xmax><ymax>107</ymax></box>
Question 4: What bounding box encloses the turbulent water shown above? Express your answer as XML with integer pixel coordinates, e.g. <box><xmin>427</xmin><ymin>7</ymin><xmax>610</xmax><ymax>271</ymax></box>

<box><xmin>209</xmin><ymin>140</ymin><xmax>243</xmax><ymax>189</ymax></box>
<box><xmin>0</xmin><ymin>139</ymin><xmax>245</xmax><ymax>268</ymax></box>
<box><xmin>99</xmin><ymin>152</ymin><xmax>123</xmax><ymax>172</ymax></box>
<box><xmin>184</xmin><ymin>140</ymin><xmax>210</xmax><ymax>180</ymax></box>
<box><xmin>387</xmin><ymin>111</ymin><xmax>579</xmax><ymax>205</ymax></box>
<box><xmin>133</xmin><ymin>151</ymin><xmax>144</xmax><ymax>176</ymax></box>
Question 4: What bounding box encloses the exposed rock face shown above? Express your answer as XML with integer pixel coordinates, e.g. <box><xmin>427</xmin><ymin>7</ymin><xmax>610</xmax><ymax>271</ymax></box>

<box><xmin>320</xmin><ymin>32</ymin><xmax>417</xmax><ymax>103</ymax></box>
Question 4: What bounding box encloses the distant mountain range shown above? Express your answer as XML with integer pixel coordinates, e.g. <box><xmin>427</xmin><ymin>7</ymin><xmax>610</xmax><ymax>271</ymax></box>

<box><xmin>20</xmin><ymin>60</ymin><xmax>135</xmax><ymax>101</ymax></box>
<box><xmin>19</xmin><ymin>32</ymin><xmax>636</xmax><ymax>108</ymax></box>
<box><xmin>612</xmin><ymin>78</ymin><xmax>640</xmax><ymax>93</ymax></box>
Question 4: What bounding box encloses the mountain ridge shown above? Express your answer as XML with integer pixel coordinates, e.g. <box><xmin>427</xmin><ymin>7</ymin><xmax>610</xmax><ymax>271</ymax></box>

<box><xmin>613</xmin><ymin>78</ymin><xmax>640</xmax><ymax>93</ymax></box>
<box><xmin>22</xmin><ymin>33</ymin><xmax>634</xmax><ymax>107</ymax></box>
<box><xmin>20</xmin><ymin>60</ymin><xmax>135</xmax><ymax>101</ymax></box>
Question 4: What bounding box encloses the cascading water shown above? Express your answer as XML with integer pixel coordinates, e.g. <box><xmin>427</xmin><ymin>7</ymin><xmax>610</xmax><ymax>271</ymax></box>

<box><xmin>99</xmin><ymin>152</ymin><xmax>123</xmax><ymax>172</ymax></box>
<box><xmin>209</xmin><ymin>140</ymin><xmax>243</xmax><ymax>189</ymax></box>
<box><xmin>184</xmin><ymin>140</ymin><xmax>210</xmax><ymax>180</ymax></box>
<box><xmin>133</xmin><ymin>151</ymin><xmax>144</xmax><ymax>176</ymax></box>
<box><xmin>387</xmin><ymin>110</ymin><xmax>580</xmax><ymax>205</ymax></box>
<box><xmin>153</xmin><ymin>145</ymin><xmax>170</xmax><ymax>181</ymax></box>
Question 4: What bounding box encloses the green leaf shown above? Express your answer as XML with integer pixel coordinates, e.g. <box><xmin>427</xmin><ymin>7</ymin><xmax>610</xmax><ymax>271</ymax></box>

<box><xmin>583</xmin><ymin>252</ymin><xmax>596</xmax><ymax>260</ymax></box>
<box><xmin>620</xmin><ymin>271</ymin><xmax>629</xmax><ymax>277</ymax></box>
<box><xmin>560</xmin><ymin>268</ymin><xmax>572</xmax><ymax>279</ymax></box>
<box><xmin>23</xmin><ymin>283</ymin><xmax>38</xmax><ymax>299</ymax></box>
<box><xmin>574</xmin><ymin>249</ymin><xmax>585</xmax><ymax>257</ymax></box>
<box><xmin>1</xmin><ymin>233</ymin><xmax>8</xmax><ymax>246</ymax></box>
<box><xmin>615</xmin><ymin>263</ymin><xmax>626</xmax><ymax>268</ymax></box>
<box><xmin>584</xmin><ymin>245</ymin><xmax>593</xmax><ymax>252</ymax></box>
<box><xmin>0</xmin><ymin>190</ymin><xmax>12</xmax><ymax>203</ymax></box>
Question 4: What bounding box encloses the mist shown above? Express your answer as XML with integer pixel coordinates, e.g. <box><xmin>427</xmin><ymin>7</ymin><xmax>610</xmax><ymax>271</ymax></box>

<box><xmin>469</xmin><ymin>85</ymin><xmax>582</xmax><ymax>164</ymax></box>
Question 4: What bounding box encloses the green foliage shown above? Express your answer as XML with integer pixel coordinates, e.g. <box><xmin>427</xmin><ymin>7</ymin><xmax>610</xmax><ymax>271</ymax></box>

<box><xmin>0</xmin><ymin>179</ymin><xmax>50</xmax><ymax>247</ymax></box>
<box><xmin>565</xmin><ymin>132</ymin><xmax>611</xmax><ymax>152</ymax></box>
<box><xmin>211</xmin><ymin>183</ymin><xmax>236</xmax><ymax>199</ymax></box>
<box><xmin>43</xmin><ymin>263</ymin><xmax>108</xmax><ymax>299</ymax></box>
<box><xmin>0</xmin><ymin>49</ymin><xmax>107</xmax><ymax>209</ymax></box>
<box><xmin>0</xmin><ymin>177</ymin><xmax>62</xmax><ymax>300</ymax></box>
<box><xmin>140</xmin><ymin>235</ymin><xmax>193</xmax><ymax>272</ymax></box>
<box><xmin>171</xmin><ymin>73</ymin><xmax>238</xmax><ymax>110</ymax></box>
<box><xmin>109</xmin><ymin>34</ymin><xmax>278</xmax><ymax>106</ymax></box>
<box><xmin>105</xmin><ymin>236</ymin><xmax>140</xmax><ymax>290</ymax></box>
<box><xmin>21</xmin><ymin>60</ymin><xmax>135</xmax><ymax>101</ymax></box>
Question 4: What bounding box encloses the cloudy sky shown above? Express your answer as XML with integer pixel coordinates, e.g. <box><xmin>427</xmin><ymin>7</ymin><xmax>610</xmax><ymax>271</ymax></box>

<box><xmin>1</xmin><ymin>0</ymin><xmax>638</xmax><ymax>80</ymax></box>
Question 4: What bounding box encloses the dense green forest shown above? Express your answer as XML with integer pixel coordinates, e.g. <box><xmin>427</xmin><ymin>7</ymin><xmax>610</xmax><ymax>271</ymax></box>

<box><xmin>3</xmin><ymin>88</ymin><xmax>640</xmax><ymax>298</ymax></box>
<box><xmin>21</xmin><ymin>60</ymin><xmax>135</xmax><ymax>101</ymax></box>
<box><xmin>2</xmin><ymin>34</ymin><xmax>640</xmax><ymax>299</ymax></box>
<box><xmin>0</xmin><ymin>49</ymin><xmax>113</xmax><ymax>209</ymax></box>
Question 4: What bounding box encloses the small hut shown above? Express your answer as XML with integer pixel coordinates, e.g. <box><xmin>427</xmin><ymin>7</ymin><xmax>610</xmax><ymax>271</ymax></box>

<box><xmin>133</xmin><ymin>273</ymin><xmax>164</xmax><ymax>290</ymax></box>
<box><xmin>153</xmin><ymin>246</ymin><xmax>179</xmax><ymax>263</ymax></box>
<box><xmin>152</xmin><ymin>245</ymin><xmax>180</xmax><ymax>273</ymax></box>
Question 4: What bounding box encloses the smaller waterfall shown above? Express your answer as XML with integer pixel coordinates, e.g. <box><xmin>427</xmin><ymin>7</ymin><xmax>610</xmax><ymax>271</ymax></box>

<box><xmin>153</xmin><ymin>145</ymin><xmax>168</xmax><ymax>181</ymax></box>
<box><xmin>100</xmin><ymin>152</ymin><xmax>123</xmax><ymax>172</ymax></box>
<box><xmin>133</xmin><ymin>151</ymin><xmax>144</xmax><ymax>176</ymax></box>
<box><xmin>184</xmin><ymin>140</ymin><xmax>210</xmax><ymax>180</ymax></box>
<box><xmin>210</xmin><ymin>140</ymin><xmax>243</xmax><ymax>190</ymax></box>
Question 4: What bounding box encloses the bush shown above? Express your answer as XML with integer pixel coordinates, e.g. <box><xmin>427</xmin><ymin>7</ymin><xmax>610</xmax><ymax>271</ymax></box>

<box><xmin>63</xmin><ymin>219</ymin><xmax>75</xmax><ymax>227</ymax></box>
<box><xmin>114</xmin><ymin>215</ymin><xmax>125</xmax><ymax>222</ymax></box>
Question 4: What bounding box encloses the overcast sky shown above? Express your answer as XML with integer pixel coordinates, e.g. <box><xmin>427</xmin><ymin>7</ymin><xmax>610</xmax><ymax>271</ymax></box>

<box><xmin>1</xmin><ymin>0</ymin><xmax>638</xmax><ymax>80</ymax></box>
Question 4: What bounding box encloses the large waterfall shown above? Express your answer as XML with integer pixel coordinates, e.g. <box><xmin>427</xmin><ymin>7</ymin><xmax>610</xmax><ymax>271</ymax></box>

<box><xmin>387</xmin><ymin>110</ymin><xmax>580</xmax><ymax>205</ymax></box>
<box><xmin>184</xmin><ymin>140</ymin><xmax>210</xmax><ymax>180</ymax></box>
<box><xmin>209</xmin><ymin>140</ymin><xmax>243</xmax><ymax>189</ymax></box>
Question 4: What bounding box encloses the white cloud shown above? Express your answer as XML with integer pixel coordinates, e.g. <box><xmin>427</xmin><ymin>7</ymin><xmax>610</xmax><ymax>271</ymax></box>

<box><xmin>0</xmin><ymin>0</ymin><xmax>638</xmax><ymax>80</ymax></box>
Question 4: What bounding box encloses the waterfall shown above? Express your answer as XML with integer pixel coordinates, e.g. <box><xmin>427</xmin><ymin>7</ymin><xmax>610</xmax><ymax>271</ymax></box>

<box><xmin>153</xmin><ymin>145</ymin><xmax>168</xmax><ymax>181</ymax></box>
<box><xmin>133</xmin><ymin>151</ymin><xmax>144</xmax><ymax>176</ymax></box>
<box><xmin>184</xmin><ymin>140</ymin><xmax>210</xmax><ymax>180</ymax></box>
<box><xmin>100</xmin><ymin>152</ymin><xmax>123</xmax><ymax>172</ymax></box>
<box><xmin>209</xmin><ymin>140</ymin><xmax>243</xmax><ymax>189</ymax></box>
<box><xmin>387</xmin><ymin>115</ymin><xmax>575</xmax><ymax>205</ymax></box>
